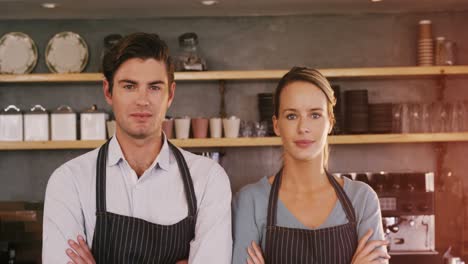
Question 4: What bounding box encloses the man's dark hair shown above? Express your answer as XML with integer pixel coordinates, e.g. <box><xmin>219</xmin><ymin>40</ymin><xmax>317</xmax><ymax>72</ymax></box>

<box><xmin>102</xmin><ymin>32</ymin><xmax>175</xmax><ymax>93</ymax></box>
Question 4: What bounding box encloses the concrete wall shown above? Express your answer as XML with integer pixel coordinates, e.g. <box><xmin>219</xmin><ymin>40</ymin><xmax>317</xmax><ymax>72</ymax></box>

<box><xmin>1</xmin><ymin>11</ymin><xmax>467</xmax><ymax>255</ymax></box>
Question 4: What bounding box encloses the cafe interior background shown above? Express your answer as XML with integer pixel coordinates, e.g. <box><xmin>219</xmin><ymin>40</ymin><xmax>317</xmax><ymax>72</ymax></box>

<box><xmin>1</xmin><ymin>0</ymin><xmax>468</xmax><ymax>263</ymax></box>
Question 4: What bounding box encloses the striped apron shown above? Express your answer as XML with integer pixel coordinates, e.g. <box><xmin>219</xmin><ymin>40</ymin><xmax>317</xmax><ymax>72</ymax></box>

<box><xmin>91</xmin><ymin>140</ymin><xmax>197</xmax><ymax>264</ymax></box>
<box><xmin>265</xmin><ymin>169</ymin><xmax>358</xmax><ymax>264</ymax></box>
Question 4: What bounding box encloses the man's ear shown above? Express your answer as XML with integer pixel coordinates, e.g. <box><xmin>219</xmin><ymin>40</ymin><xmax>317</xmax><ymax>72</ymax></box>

<box><xmin>167</xmin><ymin>82</ymin><xmax>176</xmax><ymax>108</ymax></box>
<box><xmin>103</xmin><ymin>79</ymin><xmax>112</xmax><ymax>106</ymax></box>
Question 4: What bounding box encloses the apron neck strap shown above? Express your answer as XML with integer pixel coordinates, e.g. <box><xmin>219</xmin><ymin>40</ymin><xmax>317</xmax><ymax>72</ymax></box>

<box><xmin>266</xmin><ymin>168</ymin><xmax>356</xmax><ymax>227</ymax></box>
<box><xmin>96</xmin><ymin>139</ymin><xmax>110</xmax><ymax>213</ymax></box>
<box><xmin>167</xmin><ymin>141</ymin><xmax>198</xmax><ymax>218</ymax></box>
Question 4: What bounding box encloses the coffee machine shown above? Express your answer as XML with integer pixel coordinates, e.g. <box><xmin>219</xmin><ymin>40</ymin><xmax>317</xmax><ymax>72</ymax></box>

<box><xmin>337</xmin><ymin>172</ymin><xmax>441</xmax><ymax>263</ymax></box>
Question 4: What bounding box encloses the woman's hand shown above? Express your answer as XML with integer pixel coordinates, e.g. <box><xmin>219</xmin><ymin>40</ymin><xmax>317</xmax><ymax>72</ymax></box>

<box><xmin>352</xmin><ymin>229</ymin><xmax>391</xmax><ymax>264</ymax></box>
<box><xmin>246</xmin><ymin>241</ymin><xmax>264</xmax><ymax>264</ymax></box>
<box><xmin>66</xmin><ymin>235</ymin><xmax>96</xmax><ymax>264</ymax></box>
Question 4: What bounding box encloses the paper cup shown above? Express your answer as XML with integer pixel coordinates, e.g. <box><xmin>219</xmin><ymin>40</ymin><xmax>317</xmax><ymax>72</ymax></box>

<box><xmin>192</xmin><ymin>117</ymin><xmax>209</xmax><ymax>138</ymax></box>
<box><xmin>223</xmin><ymin>117</ymin><xmax>241</xmax><ymax>138</ymax></box>
<box><xmin>209</xmin><ymin>118</ymin><xmax>222</xmax><ymax>138</ymax></box>
<box><xmin>162</xmin><ymin>119</ymin><xmax>174</xmax><ymax>139</ymax></box>
<box><xmin>175</xmin><ymin>117</ymin><xmax>191</xmax><ymax>139</ymax></box>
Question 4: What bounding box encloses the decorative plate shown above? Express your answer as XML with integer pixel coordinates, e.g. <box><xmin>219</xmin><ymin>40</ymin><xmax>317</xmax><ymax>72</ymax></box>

<box><xmin>45</xmin><ymin>31</ymin><xmax>88</xmax><ymax>73</ymax></box>
<box><xmin>0</xmin><ymin>32</ymin><xmax>38</xmax><ymax>74</ymax></box>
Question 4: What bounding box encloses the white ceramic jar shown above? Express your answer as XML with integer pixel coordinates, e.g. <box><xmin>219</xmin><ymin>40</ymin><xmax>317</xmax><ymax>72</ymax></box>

<box><xmin>24</xmin><ymin>105</ymin><xmax>49</xmax><ymax>141</ymax></box>
<box><xmin>80</xmin><ymin>105</ymin><xmax>107</xmax><ymax>140</ymax></box>
<box><xmin>51</xmin><ymin>105</ymin><xmax>77</xmax><ymax>140</ymax></box>
<box><xmin>0</xmin><ymin>105</ymin><xmax>23</xmax><ymax>141</ymax></box>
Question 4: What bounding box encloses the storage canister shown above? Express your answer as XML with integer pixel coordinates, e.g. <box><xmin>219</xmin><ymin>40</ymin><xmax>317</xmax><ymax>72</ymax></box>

<box><xmin>80</xmin><ymin>105</ymin><xmax>107</xmax><ymax>140</ymax></box>
<box><xmin>24</xmin><ymin>105</ymin><xmax>49</xmax><ymax>141</ymax></box>
<box><xmin>51</xmin><ymin>105</ymin><xmax>77</xmax><ymax>140</ymax></box>
<box><xmin>0</xmin><ymin>105</ymin><xmax>23</xmax><ymax>141</ymax></box>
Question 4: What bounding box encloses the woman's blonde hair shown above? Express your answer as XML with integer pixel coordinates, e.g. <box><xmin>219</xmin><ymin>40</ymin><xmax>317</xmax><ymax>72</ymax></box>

<box><xmin>273</xmin><ymin>66</ymin><xmax>336</xmax><ymax>168</ymax></box>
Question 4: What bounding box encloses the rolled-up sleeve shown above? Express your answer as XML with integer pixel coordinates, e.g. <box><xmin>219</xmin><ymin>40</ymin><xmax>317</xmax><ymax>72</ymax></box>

<box><xmin>42</xmin><ymin>165</ymin><xmax>86</xmax><ymax>264</ymax></box>
<box><xmin>232</xmin><ymin>188</ymin><xmax>261</xmax><ymax>264</ymax></box>
<box><xmin>189</xmin><ymin>164</ymin><xmax>233</xmax><ymax>264</ymax></box>
<box><xmin>357</xmin><ymin>186</ymin><xmax>388</xmax><ymax>262</ymax></box>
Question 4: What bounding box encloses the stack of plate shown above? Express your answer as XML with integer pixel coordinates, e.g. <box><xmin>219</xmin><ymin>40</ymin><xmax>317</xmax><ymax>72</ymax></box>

<box><xmin>257</xmin><ymin>93</ymin><xmax>274</xmax><ymax>136</ymax></box>
<box><xmin>345</xmin><ymin>90</ymin><xmax>369</xmax><ymax>134</ymax></box>
<box><xmin>418</xmin><ymin>20</ymin><xmax>434</xmax><ymax>66</ymax></box>
<box><xmin>369</xmin><ymin>103</ymin><xmax>393</xmax><ymax>133</ymax></box>
<box><xmin>0</xmin><ymin>32</ymin><xmax>38</xmax><ymax>74</ymax></box>
<box><xmin>331</xmin><ymin>85</ymin><xmax>344</xmax><ymax>135</ymax></box>
<box><xmin>46</xmin><ymin>31</ymin><xmax>89</xmax><ymax>73</ymax></box>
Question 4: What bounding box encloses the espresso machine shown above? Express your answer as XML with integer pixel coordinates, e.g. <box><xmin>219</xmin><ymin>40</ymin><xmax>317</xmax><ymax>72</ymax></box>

<box><xmin>337</xmin><ymin>172</ymin><xmax>442</xmax><ymax>263</ymax></box>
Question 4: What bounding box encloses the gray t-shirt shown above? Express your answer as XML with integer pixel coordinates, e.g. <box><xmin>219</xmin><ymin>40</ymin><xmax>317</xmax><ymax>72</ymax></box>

<box><xmin>232</xmin><ymin>176</ymin><xmax>386</xmax><ymax>264</ymax></box>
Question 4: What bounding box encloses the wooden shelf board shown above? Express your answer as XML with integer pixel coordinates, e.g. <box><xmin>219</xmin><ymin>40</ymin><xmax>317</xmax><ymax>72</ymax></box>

<box><xmin>329</xmin><ymin>133</ymin><xmax>468</xmax><ymax>144</ymax></box>
<box><xmin>0</xmin><ymin>210</ymin><xmax>38</xmax><ymax>222</ymax></box>
<box><xmin>0</xmin><ymin>140</ymin><xmax>105</xmax><ymax>150</ymax></box>
<box><xmin>1</xmin><ymin>133</ymin><xmax>468</xmax><ymax>150</ymax></box>
<box><xmin>1</xmin><ymin>66</ymin><xmax>468</xmax><ymax>83</ymax></box>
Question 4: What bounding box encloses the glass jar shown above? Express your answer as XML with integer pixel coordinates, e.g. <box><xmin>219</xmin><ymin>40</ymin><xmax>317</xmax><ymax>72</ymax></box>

<box><xmin>175</xmin><ymin>32</ymin><xmax>207</xmax><ymax>71</ymax></box>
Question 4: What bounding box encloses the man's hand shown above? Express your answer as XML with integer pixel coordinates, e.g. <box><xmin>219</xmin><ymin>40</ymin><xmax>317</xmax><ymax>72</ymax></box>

<box><xmin>65</xmin><ymin>235</ymin><xmax>189</xmax><ymax>264</ymax></box>
<box><xmin>66</xmin><ymin>235</ymin><xmax>96</xmax><ymax>264</ymax></box>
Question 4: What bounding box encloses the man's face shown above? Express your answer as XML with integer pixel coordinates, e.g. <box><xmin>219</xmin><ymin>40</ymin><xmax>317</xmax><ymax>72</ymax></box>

<box><xmin>103</xmin><ymin>58</ymin><xmax>175</xmax><ymax>140</ymax></box>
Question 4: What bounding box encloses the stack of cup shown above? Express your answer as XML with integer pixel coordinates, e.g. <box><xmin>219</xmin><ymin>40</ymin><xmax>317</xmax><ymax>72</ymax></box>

<box><xmin>434</xmin><ymin>36</ymin><xmax>446</xmax><ymax>66</ymax></box>
<box><xmin>368</xmin><ymin>103</ymin><xmax>393</xmax><ymax>134</ymax></box>
<box><xmin>331</xmin><ymin>85</ymin><xmax>344</xmax><ymax>135</ymax></box>
<box><xmin>257</xmin><ymin>93</ymin><xmax>274</xmax><ymax>136</ymax></box>
<box><xmin>344</xmin><ymin>90</ymin><xmax>369</xmax><ymax>134</ymax></box>
<box><xmin>418</xmin><ymin>20</ymin><xmax>434</xmax><ymax>66</ymax></box>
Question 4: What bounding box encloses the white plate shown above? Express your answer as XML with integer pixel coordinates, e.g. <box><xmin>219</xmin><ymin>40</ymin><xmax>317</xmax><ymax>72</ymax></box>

<box><xmin>46</xmin><ymin>31</ymin><xmax>88</xmax><ymax>73</ymax></box>
<box><xmin>0</xmin><ymin>32</ymin><xmax>38</xmax><ymax>74</ymax></box>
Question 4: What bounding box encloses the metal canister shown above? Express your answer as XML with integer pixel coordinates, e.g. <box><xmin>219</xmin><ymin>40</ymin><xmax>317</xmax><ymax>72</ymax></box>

<box><xmin>435</xmin><ymin>36</ymin><xmax>446</xmax><ymax>66</ymax></box>
<box><xmin>444</xmin><ymin>40</ymin><xmax>457</xmax><ymax>65</ymax></box>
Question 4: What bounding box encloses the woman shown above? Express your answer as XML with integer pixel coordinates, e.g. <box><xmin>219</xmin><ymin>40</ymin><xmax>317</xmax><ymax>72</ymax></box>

<box><xmin>232</xmin><ymin>67</ymin><xmax>390</xmax><ymax>264</ymax></box>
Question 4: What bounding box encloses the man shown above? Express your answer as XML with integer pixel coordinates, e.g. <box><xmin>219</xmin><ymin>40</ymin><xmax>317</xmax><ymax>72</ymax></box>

<box><xmin>42</xmin><ymin>33</ymin><xmax>232</xmax><ymax>263</ymax></box>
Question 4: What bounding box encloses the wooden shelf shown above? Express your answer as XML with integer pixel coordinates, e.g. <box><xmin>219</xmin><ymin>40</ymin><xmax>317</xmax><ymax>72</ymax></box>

<box><xmin>1</xmin><ymin>133</ymin><xmax>468</xmax><ymax>150</ymax></box>
<box><xmin>0</xmin><ymin>210</ymin><xmax>39</xmax><ymax>222</ymax></box>
<box><xmin>1</xmin><ymin>66</ymin><xmax>468</xmax><ymax>83</ymax></box>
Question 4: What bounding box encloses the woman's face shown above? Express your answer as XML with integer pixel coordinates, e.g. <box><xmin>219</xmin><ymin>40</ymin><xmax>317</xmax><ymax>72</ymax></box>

<box><xmin>273</xmin><ymin>81</ymin><xmax>332</xmax><ymax>162</ymax></box>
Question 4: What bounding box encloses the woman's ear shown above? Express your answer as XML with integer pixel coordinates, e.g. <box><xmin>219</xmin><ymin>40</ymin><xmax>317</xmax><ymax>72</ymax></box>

<box><xmin>328</xmin><ymin>117</ymin><xmax>334</xmax><ymax>134</ymax></box>
<box><xmin>273</xmin><ymin>115</ymin><xmax>280</xmax><ymax>136</ymax></box>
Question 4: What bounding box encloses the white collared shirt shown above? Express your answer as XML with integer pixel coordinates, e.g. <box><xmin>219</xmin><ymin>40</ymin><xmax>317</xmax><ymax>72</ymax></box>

<box><xmin>42</xmin><ymin>136</ymin><xmax>232</xmax><ymax>264</ymax></box>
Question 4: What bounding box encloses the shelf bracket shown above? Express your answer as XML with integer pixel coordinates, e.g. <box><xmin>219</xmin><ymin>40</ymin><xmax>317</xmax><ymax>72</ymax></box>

<box><xmin>437</xmin><ymin>70</ymin><xmax>447</xmax><ymax>101</ymax></box>
<box><xmin>219</xmin><ymin>80</ymin><xmax>227</xmax><ymax>118</ymax></box>
<box><xmin>434</xmin><ymin>142</ymin><xmax>448</xmax><ymax>189</ymax></box>
<box><xmin>435</xmin><ymin>71</ymin><xmax>447</xmax><ymax>187</ymax></box>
